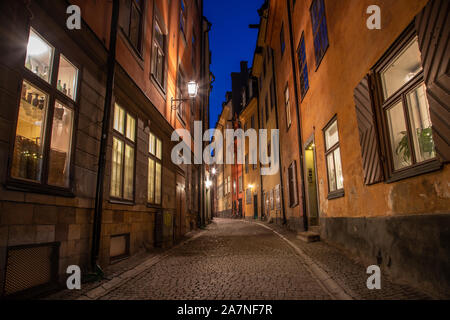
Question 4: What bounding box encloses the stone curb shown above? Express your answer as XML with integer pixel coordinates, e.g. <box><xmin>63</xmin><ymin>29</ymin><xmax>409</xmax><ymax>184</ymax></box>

<box><xmin>76</xmin><ymin>230</ymin><xmax>207</xmax><ymax>300</ymax></box>
<box><xmin>245</xmin><ymin>220</ymin><xmax>355</xmax><ymax>300</ymax></box>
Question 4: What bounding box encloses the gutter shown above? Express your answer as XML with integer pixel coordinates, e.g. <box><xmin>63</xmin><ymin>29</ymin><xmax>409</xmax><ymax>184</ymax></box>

<box><xmin>286</xmin><ymin>0</ymin><xmax>308</xmax><ymax>231</ymax></box>
<box><xmin>270</xmin><ymin>48</ymin><xmax>287</xmax><ymax>225</ymax></box>
<box><xmin>91</xmin><ymin>0</ymin><xmax>120</xmax><ymax>270</ymax></box>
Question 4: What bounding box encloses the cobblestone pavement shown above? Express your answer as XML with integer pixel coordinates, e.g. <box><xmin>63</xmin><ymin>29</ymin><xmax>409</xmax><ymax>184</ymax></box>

<box><xmin>48</xmin><ymin>218</ymin><xmax>436</xmax><ymax>300</ymax></box>
<box><xmin>262</xmin><ymin>221</ymin><xmax>435</xmax><ymax>300</ymax></box>
<box><xmin>101</xmin><ymin>219</ymin><xmax>331</xmax><ymax>300</ymax></box>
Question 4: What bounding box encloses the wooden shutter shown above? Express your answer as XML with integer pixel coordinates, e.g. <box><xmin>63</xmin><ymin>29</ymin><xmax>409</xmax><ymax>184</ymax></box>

<box><xmin>415</xmin><ymin>0</ymin><xmax>450</xmax><ymax>163</ymax></box>
<box><xmin>354</xmin><ymin>75</ymin><xmax>385</xmax><ymax>185</ymax></box>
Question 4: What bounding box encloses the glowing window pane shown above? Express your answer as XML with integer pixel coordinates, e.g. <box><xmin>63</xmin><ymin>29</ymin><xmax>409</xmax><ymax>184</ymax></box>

<box><xmin>48</xmin><ymin>101</ymin><xmax>74</xmax><ymax>188</ymax></box>
<box><xmin>12</xmin><ymin>81</ymin><xmax>49</xmax><ymax>182</ymax></box>
<box><xmin>25</xmin><ymin>28</ymin><xmax>54</xmax><ymax>83</ymax></box>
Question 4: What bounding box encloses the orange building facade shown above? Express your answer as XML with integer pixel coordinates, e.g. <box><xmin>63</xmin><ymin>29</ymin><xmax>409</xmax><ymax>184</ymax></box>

<box><xmin>250</xmin><ymin>0</ymin><xmax>449</xmax><ymax>296</ymax></box>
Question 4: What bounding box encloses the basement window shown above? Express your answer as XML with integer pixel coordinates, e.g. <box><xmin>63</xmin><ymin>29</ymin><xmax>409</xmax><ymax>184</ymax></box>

<box><xmin>110</xmin><ymin>234</ymin><xmax>130</xmax><ymax>263</ymax></box>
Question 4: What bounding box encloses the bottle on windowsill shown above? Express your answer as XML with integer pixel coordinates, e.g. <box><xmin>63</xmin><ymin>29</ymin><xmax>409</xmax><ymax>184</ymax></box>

<box><xmin>63</xmin><ymin>83</ymin><xmax>67</xmax><ymax>95</ymax></box>
<box><xmin>57</xmin><ymin>80</ymin><xmax>62</xmax><ymax>91</ymax></box>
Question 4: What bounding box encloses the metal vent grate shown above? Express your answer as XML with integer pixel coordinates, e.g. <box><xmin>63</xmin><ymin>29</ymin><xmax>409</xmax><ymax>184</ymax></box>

<box><xmin>4</xmin><ymin>243</ymin><xmax>59</xmax><ymax>297</ymax></box>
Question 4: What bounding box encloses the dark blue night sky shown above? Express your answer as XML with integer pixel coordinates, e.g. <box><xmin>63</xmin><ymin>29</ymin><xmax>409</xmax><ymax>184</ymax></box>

<box><xmin>205</xmin><ymin>0</ymin><xmax>265</xmax><ymax>128</ymax></box>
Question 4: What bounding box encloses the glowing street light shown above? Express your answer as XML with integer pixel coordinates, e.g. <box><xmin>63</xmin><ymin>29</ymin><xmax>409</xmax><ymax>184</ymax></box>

<box><xmin>187</xmin><ymin>81</ymin><xmax>199</xmax><ymax>98</ymax></box>
<box><xmin>171</xmin><ymin>81</ymin><xmax>199</xmax><ymax>110</ymax></box>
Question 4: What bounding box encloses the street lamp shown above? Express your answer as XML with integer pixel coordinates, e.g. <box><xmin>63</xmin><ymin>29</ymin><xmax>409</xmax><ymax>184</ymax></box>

<box><xmin>205</xmin><ymin>179</ymin><xmax>212</xmax><ymax>189</ymax></box>
<box><xmin>187</xmin><ymin>81</ymin><xmax>199</xmax><ymax>98</ymax></box>
<box><xmin>211</xmin><ymin>167</ymin><xmax>217</xmax><ymax>175</ymax></box>
<box><xmin>171</xmin><ymin>80</ymin><xmax>198</xmax><ymax>110</ymax></box>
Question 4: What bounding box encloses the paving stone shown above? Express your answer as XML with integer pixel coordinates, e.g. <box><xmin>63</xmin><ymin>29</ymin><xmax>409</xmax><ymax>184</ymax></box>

<box><xmin>45</xmin><ymin>219</ymin><xmax>435</xmax><ymax>301</ymax></box>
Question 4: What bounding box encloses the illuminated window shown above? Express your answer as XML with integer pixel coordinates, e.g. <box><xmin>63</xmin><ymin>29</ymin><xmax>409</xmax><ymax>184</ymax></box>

<box><xmin>111</xmin><ymin>104</ymin><xmax>136</xmax><ymax>201</ymax></box>
<box><xmin>324</xmin><ymin>118</ymin><xmax>344</xmax><ymax>196</ymax></box>
<box><xmin>148</xmin><ymin>132</ymin><xmax>162</xmax><ymax>205</ymax></box>
<box><xmin>11</xmin><ymin>28</ymin><xmax>77</xmax><ymax>190</ymax></box>
<box><xmin>377</xmin><ymin>37</ymin><xmax>436</xmax><ymax>173</ymax></box>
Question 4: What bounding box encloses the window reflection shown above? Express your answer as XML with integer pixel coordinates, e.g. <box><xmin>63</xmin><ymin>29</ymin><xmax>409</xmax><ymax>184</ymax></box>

<box><xmin>386</xmin><ymin>101</ymin><xmax>411</xmax><ymax>170</ymax></box>
<box><xmin>325</xmin><ymin>121</ymin><xmax>339</xmax><ymax>150</ymax></box>
<box><xmin>48</xmin><ymin>102</ymin><xmax>74</xmax><ymax>187</ymax></box>
<box><xmin>123</xmin><ymin>144</ymin><xmax>135</xmax><ymax>200</ymax></box>
<box><xmin>114</xmin><ymin>104</ymin><xmax>125</xmax><ymax>134</ymax></box>
<box><xmin>111</xmin><ymin>137</ymin><xmax>124</xmax><ymax>198</ymax></box>
<box><xmin>407</xmin><ymin>84</ymin><xmax>436</xmax><ymax>163</ymax></box>
<box><xmin>11</xmin><ymin>81</ymin><xmax>48</xmax><ymax>182</ymax></box>
<box><xmin>381</xmin><ymin>38</ymin><xmax>422</xmax><ymax>100</ymax></box>
<box><xmin>57</xmin><ymin>55</ymin><xmax>79</xmax><ymax>101</ymax></box>
<box><xmin>25</xmin><ymin>29</ymin><xmax>54</xmax><ymax>83</ymax></box>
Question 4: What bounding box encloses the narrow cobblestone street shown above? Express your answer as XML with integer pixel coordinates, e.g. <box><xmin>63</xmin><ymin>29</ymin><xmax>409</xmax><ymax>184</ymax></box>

<box><xmin>100</xmin><ymin>219</ymin><xmax>331</xmax><ymax>300</ymax></box>
<box><xmin>46</xmin><ymin>218</ymin><xmax>433</xmax><ymax>301</ymax></box>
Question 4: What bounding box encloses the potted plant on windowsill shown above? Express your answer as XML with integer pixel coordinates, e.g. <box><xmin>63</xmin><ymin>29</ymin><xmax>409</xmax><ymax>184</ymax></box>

<box><xmin>396</xmin><ymin>127</ymin><xmax>435</xmax><ymax>163</ymax></box>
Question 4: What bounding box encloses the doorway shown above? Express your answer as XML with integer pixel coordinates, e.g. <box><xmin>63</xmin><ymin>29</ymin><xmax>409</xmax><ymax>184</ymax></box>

<box><xmin>305</xmin><ymin>141</ymin><xmax>319</xmax><ymax>227</ymax></box>
<box><xmin>238</xmin><ymin>199</ymin><xmax>243</xmax><ymax>219</ymax></box>
<box><xmin>253</xmin><ymin>194</ymin><xmax>258</xmax><ymax>219</ymax></box>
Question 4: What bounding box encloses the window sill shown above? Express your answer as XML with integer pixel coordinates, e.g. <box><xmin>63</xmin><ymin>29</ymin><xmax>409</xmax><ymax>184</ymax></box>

<box><xmin>108</xmin><ymin>199</ymin><xmax>135</xmax><ymax>206</ymax></box>
<box><xmin>118</xmin><ymin>29</ymin><xmax>145</xmax><ymax>70</ymax></box>
<box><xmin>150</xmin><ymin>74</ymin><xmax>167</xmax><ymax>98</ymax></box>
<box><xmin>386</xmin><ymin>160</ymin><xmax>442</xmax><ymax>184</ymax></box>
<box><xmin>5</xmin><ymin>179</ymin><xmax>75</xmax><ymax>198</ymax></box>
<box><xmin>110</xmin><ymin>254</ymin><xmax>130</xmax><ymax>265</ymax></box>
<box><xmin>327</xmin><ymin>190</ymin><xmax>345</xmax><ymax>200</ymax></box>
<box><xmin>147</xmin><ymin>203</ymin><xmax>162</xmax><ymax>209</ymax></box>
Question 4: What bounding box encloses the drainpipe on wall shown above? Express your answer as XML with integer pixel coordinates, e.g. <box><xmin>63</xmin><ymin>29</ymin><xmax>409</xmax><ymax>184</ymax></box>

<box><xmin>91</xmin><ymin>0</ymin><xmax>120</xmax><ymax>271</ymax></box>
<box><xmin>200</xmin><ymin>2</ymin><xmax>205</xmax><ymax>228</ymax></box>
<box><xmin>200</xmin><ymin>12</ymin><xmax>212</xmax><ymax>227</ymax></box>
<box><xmin>286</xmin><ymin>0</ymin><xmax>308</xmax><ymax>232</ymax></box>
<box><xmin>269</xmin><ymin>48</ymin><xmax>287</xmax><ymax>225</ymax></box>
<box><xmin>254</xmin><ymin>79</ymin><xmax>265</xmax><ymax>221</ymax></box>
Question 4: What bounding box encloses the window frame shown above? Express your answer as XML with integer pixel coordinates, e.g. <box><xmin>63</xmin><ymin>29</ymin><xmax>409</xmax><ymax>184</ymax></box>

<box><xmin>297</xmin><ymin>32</ymin><xmax>309</xmax><ymax>100</ymax></box>
<box><xmin>245</xmin><ymin>154</ymin><xmax>249</xmax><ymax>174</ymax></box>
<box><xmin>288</xmin><ymin>161</ymin><xmax>299</xmax><ymax>208</ymax></box>
<box><xmin>323</xmin><ymin>116</ymin><xmax>345</xmax><ymax>199</ymax></box>
<box><xmin>180</xmin><ymin>0</ymin><xmax>187</xmax><ymax>39</ymax></box>
<box><xmin>147</xmin><ymin>132</ymin><xmax>163</xmax><ymax>206</ymax></box>
<box><xmin>110</xmin><ymin>103</ymin><xmax>137</xmax><ymax>203</ymax></box>
<box><xmin>151</xmin><ymin>17</ymin><xmax>166</xmax><ymax>92</ymax></box>
<box><xmin>310</xmin><ymin>0</ymin><xmax>329</xmax><ymax>69</ymax></box>
<box><xmin>280</xmin><ymin>24</ymin><xmax>286</xmax><ymax>56</ymax></box>
<box><xmin>176</xmin><ymin>68</ymin><xmax>186</xmax><ymax>125</ymax></box>
<box><xmin>285</xmin><ymin>85</ymin><xmax>292</xmax><ymax>130</ymax></box>
<box><xmin>121</xmin><ymin>0</ymin><xmax>146</xmax><ymax>55</ymax></box>
<box><xmin>246</xmin><ymin>188</ymin><xmax>252</xmax><ymax>205</ymax></box>
<box><xmin>371</xmin><ymin>25</ymin><xmax>441</xmax><ymax>183</ymax></box>
<box><xmin>7</xmin><ymin>27</ymin><xmax>81</xmax><ymax>197</ymax></box>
